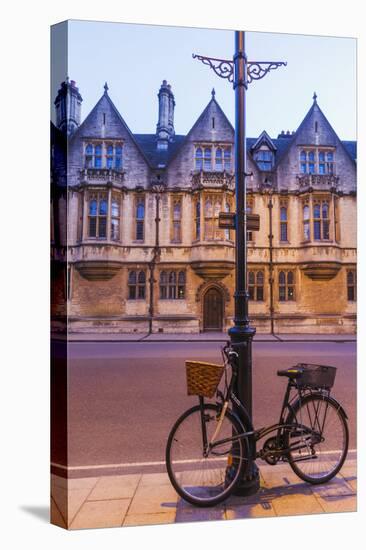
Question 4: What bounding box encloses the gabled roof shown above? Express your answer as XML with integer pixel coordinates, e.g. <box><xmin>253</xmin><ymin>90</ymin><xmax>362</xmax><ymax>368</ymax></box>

<box><xmin>165</xmin><ymin>93</ymin><xmax>235</xmax><ymax>167</ymax></box>
<box><xmin>70</xmin><ymin>87</ymin><xmax>152</xmax><ymax>168</ymax></box>
<box><xmin>273</xmin><ymin>95</ymin><xmax>357</xmax><ymax>168</ymax></box>
<box><xmin>250</xmin><ymin>130</ymin><xmax>277</xmax><ymax>152</ymax></box>
<box><xmin>69</xmin><ymin>85</ymin><xmax>356</xmax><ymax>171</ymax></box>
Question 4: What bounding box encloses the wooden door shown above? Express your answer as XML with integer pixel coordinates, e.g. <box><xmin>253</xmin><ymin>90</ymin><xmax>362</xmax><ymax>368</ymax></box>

<box><xmin>203</xmin><ymin>288</ymin><xmax>223</xmax><ymax>331</ymax></box>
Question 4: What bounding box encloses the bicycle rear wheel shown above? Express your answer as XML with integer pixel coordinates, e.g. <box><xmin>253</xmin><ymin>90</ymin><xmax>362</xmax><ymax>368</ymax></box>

<box><xmin>285</xmin><ymin>394</ymin><xmax>349</xmax><ymax>484</ymax></box>
<box><xmin>166</xmin><ymin>403</ymin><xmax>248</xmax><ymax>507</ymax></box>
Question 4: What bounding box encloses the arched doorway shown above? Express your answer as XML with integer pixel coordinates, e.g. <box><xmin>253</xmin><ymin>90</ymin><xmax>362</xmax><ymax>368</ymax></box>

<box><xmin>203</xmin><ymin>287</ymin><xmax>223</xmax><ymax>331</ymax></box>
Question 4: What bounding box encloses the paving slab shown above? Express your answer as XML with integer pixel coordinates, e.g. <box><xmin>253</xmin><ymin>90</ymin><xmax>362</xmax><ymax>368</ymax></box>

<box><xmin>316</xmin><ymin>494</ymin><xmax>357</xmax><ymax>513</ymax></box>
<box><xmin>126</xmin><ymin>483</ymin><xmax>179</xmax><ymax>516</ymax></box>
<box><xmin>123</xmin><ymin>512</ymin><xmax>176</xmax><ymax>526</ymax></box>
<box><xmin>140</xmin><ymin>473</ymin><xmax>173</xmax><ymax>486</ymax></box>
<box><xmin>271</xmin><ymin>492</ymin><xmax>324</xmax><ymax>516</ymax></box>
<box><xmin>87</xmin><ymin>474</ymin><xmax>141</xmax><ymax>501</ymax></box>
<box><xmin>50</xmin><ymin>457</ymin><xmax>357</xmax><ymax>530</ymax></box>
<box><xmin>225</xmin><ymin>501</ymin><xmax>276</xmax><ymax>519</ymax></box>
<box><xmin>70</xmin><ymin>499</ymin><xmax>130</xmax><ymax>530</ymax></box>
<box><xmin>309</xmin><ymin>475</ymin><xmax>355</xmax><ymax>499</ymax></box>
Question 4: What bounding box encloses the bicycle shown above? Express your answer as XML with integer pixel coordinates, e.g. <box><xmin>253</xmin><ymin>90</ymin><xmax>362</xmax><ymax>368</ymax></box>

<box><xmin>165</xmin><ymin>341</ymin><xmax>349</xmax><ymax>507</ymax></box>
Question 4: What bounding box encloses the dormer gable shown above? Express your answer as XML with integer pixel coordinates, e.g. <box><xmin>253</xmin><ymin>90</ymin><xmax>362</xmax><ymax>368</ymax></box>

<box><xmin>251</xmin><ymin>131</ymin><xmax>277</xmax><ymax>171</ymax></box>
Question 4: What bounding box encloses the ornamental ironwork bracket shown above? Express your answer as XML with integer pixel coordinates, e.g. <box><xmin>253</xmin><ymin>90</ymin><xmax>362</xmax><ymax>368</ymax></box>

<box><xmin>192</xmin><ymin>54</ymin><xmax>287</xmax><ymax>84</ymax></box>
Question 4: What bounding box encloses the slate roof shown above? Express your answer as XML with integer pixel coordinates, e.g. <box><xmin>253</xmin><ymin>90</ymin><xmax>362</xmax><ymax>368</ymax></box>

<box><xmin>342</xmin><ymin>140</ymin><xmax>357</xmax><ymax>161</ymax></box>
<box><xmin>134</xmin><ymin>134</ymin><xmax>186</xmax><ymax>168</ymax></box>
<box><xmin>133</xmin><ymin>134</ymin><xmax>355</xmax><ymax>169</ymax></box>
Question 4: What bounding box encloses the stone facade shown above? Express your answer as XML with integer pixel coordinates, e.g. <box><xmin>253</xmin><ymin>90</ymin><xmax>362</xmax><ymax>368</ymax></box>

<box><xmin>51</xmin><ymin>81</ymin><xmax>357</xmax><ymax>334</ymax></box>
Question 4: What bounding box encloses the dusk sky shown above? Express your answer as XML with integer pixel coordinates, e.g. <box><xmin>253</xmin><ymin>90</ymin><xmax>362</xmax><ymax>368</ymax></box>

<box><xmin>55</xmin><ymin>20</ymin><xmax>356</xmax><ymax>141</ymax></box>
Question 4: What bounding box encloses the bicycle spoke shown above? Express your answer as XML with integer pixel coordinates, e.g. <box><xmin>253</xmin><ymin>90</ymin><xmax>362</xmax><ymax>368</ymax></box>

<box><xmin>166</xmin><ymin>404</ymin><xmax>247</xmax><ymax>506</ymax></box>
<box><xmin>286</xmin><ymin>395</ymin><xmax>348</xmax><ymax>483</ymax></box>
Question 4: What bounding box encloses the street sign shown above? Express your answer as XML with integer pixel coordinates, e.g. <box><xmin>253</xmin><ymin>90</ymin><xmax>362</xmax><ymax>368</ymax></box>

<box><xmin>247</xmin><ymin>213</ymin><xmax>260</xmax><ymax>231</ymax></box>
<box><xmin>218</xmin><ymin>212</ymin><xmax>236</xmax><ymax>229</ymax></box>
<box><xmin>219</xmin><ymin>212</ymin><xmax>260</xmax><ymax>231</ymax></box>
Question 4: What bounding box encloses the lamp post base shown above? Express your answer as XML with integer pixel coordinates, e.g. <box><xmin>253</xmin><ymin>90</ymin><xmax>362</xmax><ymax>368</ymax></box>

<box><xmin>232</xmin><ymin>462</ymin><xmax>260</xmax><ymax>496</ymax></box>
<box><xmin>227</xmin><ymin>323</ymin><xmax>259</xmax><ymax>496</ymax></box>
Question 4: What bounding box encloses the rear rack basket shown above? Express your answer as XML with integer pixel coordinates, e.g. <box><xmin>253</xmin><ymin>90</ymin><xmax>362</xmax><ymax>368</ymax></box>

<box><xmin>295</xmin><ymin>363</ymin><xmax>336</xmax><ymax>389</ymax></box>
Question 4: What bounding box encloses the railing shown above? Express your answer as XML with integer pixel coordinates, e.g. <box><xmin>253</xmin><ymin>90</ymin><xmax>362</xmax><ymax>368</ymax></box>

<box><xmin>191</xmin><ymin>170</ymin><xmax>235</xmax><ymax>189</ymax></box>
<box><xmin>80</xmin><ymin>168</ymin><xmax>125</xmax><ymax>185</ymax></box>
<box><xmin>296</xmin><ymin>174</ymin><xmax>339</xmax><ymax>190</ymax></box>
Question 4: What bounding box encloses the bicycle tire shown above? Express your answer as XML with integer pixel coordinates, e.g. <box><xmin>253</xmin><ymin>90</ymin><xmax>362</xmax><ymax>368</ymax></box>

<box><xmin>166</xmin><ymin>403</ymin><xmax>248</xmax><ymax>507</ymax></box>
<box><xmin>285</xmin><ymin>393</ymin><xmax>349</xmax><ymax>484</ymax></box>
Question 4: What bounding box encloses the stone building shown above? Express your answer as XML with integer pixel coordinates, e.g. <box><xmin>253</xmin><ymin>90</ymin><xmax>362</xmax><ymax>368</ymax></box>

<box><xmin>51</xmin><ymin>78</ymin><xmax>357</xmax><ymax>335</ymax></box>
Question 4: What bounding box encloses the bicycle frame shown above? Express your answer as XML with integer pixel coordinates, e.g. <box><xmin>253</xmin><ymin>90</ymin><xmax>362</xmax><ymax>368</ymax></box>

<box><xmin>200</xmin><ymin>348</ymin><xmax>329</xmax><ymax>463</ymax></box>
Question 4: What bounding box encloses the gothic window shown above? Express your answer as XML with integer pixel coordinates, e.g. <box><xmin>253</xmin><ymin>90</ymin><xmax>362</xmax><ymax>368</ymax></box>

<box><xmin>204</xmin><ymin>147</ymin><xmax>212</xmax><ymax>171</ymax></box>
<box><xmin>135</xmin><ymin>196</ymin><xmax>145</xmax><ymax>241</ymax></box>
<box><xmin>248</xmin><ymin>270</ymin><xmax>264</xmax><ymax>301</ymax></box>
<box><xmin>347</xmin><ymin>270</ymin><xmax>356</xmax><ymax>301</ymax></box>
<box><xmin>115</xmin><ymin>145</ymin><xmax>123</xmax><ymax>170</ymax></box>
<box><xmin>106</xmin><ymin>143</ymin><xmax>123</xmax><ymax>170</ymax></box>
<box><xmin>84</xmin><ymin>141</ymin><xmax>123</xmax><ymax>170</ymax></box>
<box><xmin>159</xmin><ymin>270</ymin><xmax>185</xmax><ymax>300</ymax></box>
<box><xmin>279</xmin><ymin>270</ymin><xmax>295</xmax><ymax>301</ymax></box>
<box><xmin>194</xmin><ymin>145</ymin><xmax>232</xmax><ymax>172</ymax></box>
<box><xmin>204</xmin><ymin>198</ymin><xmax>214</xmax><ymax>240</ymax></box>
<box><xmin>247</xmin><ymin>199</ymin><xmax>254</xmax><ymax>242</ymax></box>
<box><xmin>280</xmin><ymin>203</ymin><xmax>288</xmax><ymax>241</ymax></box>
<box><xmin>204</xmin><ymin>195</ymin><xmax>223</xmax><ymax>240</ymax></box>
<box><xmin>313</xmin><ymin>200</ymin><xmax>330</xmax><ymax>240</ymax></box>
<box><xmin>128</xmin><ymin>270</ymin><xmax>146</xmax><ymax>299</ymax></box>
<box><xmin>224</xmin><ymin>200</ymin><xmax>231</xmax><ymax>240</ymax></box>
<box><xmin>171</xmin><ymin>198</ymin><xmax>182</xmax><ymax>243</ymax></box>
<box><xmin>94</xmin><ymin>144</ymin><xmax>102</xmax><ymax>168</ymax></box>
<box><xmin>215</xmin><ymin>148</ymin><xmax>223</xmax><ymax>171</ymax></box>
<box><xmin>110</xmin><ymin>194</ymin><xmax>121</xmax><ymax>241</ymax></box>
<box><xmin>303</xmin><ymin>203</ymin><xmax>310</xmax><ymax>241</ymax></box>
<box><xmin>299</xmin><ymin>148</ymin><xmax>335</xmax><ymax>175</ymax></box>
<box><xmin>195</xmin><ymin>147</ymin><xmax>203</xmax><ymax>170</ymax></box>
<box><xmin>88</xmin><ymin>192</ymin><xmax>107</xmax><ymax>238</ymax></box>
<box><xmin>195</xmin><ymin>198</ymin><xmax>201</xmax><ymax>240</ymax></box>
<box><xmin>106</xmin><ymin>144</ymin><xmax>114</xmax><ymax>168</ymax></box>
<box><xmin>254</xmin><ymin>149</ymin><xmax>273</xmax><ymax>171</ymax></box>
<box><xmin>224</xmin><ymin>148</ymin><xmax>232</xmax><ymax>171</ymax></box>
<box><xmin>334</xmin><ymin>196</ymin><xmax>340</xmax><ymax>242</ymax></box>
<box><xmin>85</xmin><ymin>144</ymin><xmax>93</xmax><ymax>168</ymax></box>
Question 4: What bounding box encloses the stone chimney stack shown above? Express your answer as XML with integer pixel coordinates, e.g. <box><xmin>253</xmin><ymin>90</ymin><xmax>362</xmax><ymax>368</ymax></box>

<box><xmin>54</xmin><ymin>77</ymin><xmax>83</xmax><ymax>136</ymax></box>
<box><xmin>156</xmin><ymin>80</ymin><xmax>175</xmax><ymax>150</ymax></box>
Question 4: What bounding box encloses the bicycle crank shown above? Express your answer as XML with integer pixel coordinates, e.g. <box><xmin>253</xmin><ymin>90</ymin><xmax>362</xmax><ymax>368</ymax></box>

<box><xmin>261</xmin><ymin>437</ymin><xmax>282</xmax><ymax>465</ymax></box>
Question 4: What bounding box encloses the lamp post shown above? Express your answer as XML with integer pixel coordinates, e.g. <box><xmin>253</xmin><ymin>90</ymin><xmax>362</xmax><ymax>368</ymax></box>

<box><xmin>193</xmin><ymin>30</ymin><xmax>286</xmax><ymax>495</ymax></box>
<box><xmin>148</xmin><ymin>183</ymin><xmax>165</xmax><ymax>334</ymax></box>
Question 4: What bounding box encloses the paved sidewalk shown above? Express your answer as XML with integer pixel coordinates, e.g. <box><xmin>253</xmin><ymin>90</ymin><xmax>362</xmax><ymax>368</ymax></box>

<box><xmin>65</xmin><ymin>332</ymin><xmax>356</xmax><ymax>343</ymax></box>
<box><xmin>51</xmin><ymin>458</ymin><xmax>357</xmax><ymax>530</ymax></box>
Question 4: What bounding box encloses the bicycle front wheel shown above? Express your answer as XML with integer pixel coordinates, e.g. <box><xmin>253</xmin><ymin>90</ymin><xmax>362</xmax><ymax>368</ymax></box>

<box><xmin>285</xmin><ymin>394</ymin><xmax>349</xmax><ymax>484</ymax></box>
<box><xmin>166</xmin><ymin>403</ymin><xmax>248</xmax><ymax>507</ymax></box>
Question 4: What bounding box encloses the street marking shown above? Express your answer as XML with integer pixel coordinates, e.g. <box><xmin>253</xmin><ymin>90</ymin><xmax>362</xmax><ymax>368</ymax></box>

<box><xmin>51</xmin><ymin>448</ymin><xmax>356</xmax><ymax>472</ymax></box>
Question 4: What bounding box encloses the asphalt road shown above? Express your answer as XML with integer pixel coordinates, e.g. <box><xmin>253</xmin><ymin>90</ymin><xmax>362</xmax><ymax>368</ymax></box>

<box><xmin>54</xmin><ymin>341</ymin><xmax>356</xmax><ymax>475</ymax></box>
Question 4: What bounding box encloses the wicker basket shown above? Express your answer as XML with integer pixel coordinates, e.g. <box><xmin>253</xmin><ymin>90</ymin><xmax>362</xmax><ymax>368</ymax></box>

<box><xmin>295</xmin><ymin>363</ymin><xmax>337</xmax><ymax>389</ymax></box>
<box><xmin>186</xmin><ymin>361</ymin><xmax>224</xmax><ymax>398</ymax></box>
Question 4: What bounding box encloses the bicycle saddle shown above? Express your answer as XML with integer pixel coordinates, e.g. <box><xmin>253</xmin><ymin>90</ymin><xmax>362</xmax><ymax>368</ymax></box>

<box><xmin>277</xmin><ymin>366</ymin><xmax>303</xmax><ymax>379</ymax></box>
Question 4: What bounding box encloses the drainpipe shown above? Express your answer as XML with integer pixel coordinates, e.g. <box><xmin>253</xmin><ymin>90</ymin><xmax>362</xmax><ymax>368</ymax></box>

<box><xmin>148</xmin><ymin>184</ymin><xmax>164</xmax><ymax>334</ymax></box>
<box><xmin>268</xmin><ymin>192</ymin><xmax>275</xmax><ymax>335</ymax></box>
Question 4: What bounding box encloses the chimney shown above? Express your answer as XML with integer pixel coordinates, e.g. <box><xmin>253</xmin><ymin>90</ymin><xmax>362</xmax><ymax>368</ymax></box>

<box><xmin>54</xmin><ymin>77</ymin><xmax>83</xmax><ymax>136</ymax></box>
<box><xmin>156</xmin><ymin>80</ymin><xmax>175</xmax><ymax>150</ymax></box>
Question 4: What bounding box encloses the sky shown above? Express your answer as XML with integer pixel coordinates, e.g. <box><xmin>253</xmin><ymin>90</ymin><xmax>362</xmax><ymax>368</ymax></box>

<box><xmin>53</xmin><ymin>20</ymin><xmax>356</xmax><ymax>141</ymax></box>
